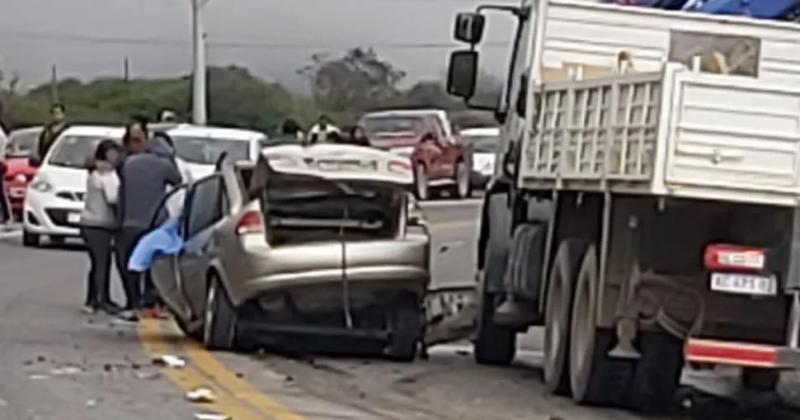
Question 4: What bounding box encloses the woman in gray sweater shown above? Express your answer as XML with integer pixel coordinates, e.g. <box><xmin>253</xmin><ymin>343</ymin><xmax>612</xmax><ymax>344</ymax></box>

<box><xmin>80</xmin><ymin>140</ymin><xmax>123</xmax><ymax>314</ymax></box>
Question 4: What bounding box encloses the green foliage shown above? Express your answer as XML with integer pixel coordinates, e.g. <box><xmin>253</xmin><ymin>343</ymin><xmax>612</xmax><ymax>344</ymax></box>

<box><xmin>0</xmin><ymin>48</ymin><xmax>498</xmax><ymax>133</ymax></box>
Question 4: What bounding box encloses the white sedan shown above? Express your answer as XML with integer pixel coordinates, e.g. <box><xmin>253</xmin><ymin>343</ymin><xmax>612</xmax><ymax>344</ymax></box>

<box><xmin>22</xmin><ymin>126</ymin><xmax>124</xmax><ymax>247</ymax></box>
<box><xmin>165</xmin><ymin>124</ymin><xmax>268</xmax><ymax>180</ymax></box>
<box><xmin>460</xmin><ymin>127</ymin><xmax>499</xmax><ymax>189</ymax></box>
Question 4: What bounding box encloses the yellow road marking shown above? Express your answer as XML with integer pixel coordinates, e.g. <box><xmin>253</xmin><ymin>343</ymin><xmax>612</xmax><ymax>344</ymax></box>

<box><xmin>139</xmin><ymin>319</ymin><xmax>305</xmax><ymax>420</ymax></box>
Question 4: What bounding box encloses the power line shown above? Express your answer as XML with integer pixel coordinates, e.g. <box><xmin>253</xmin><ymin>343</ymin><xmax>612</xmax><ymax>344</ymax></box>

<box><xmin>0</xmin><ymin>29</ymin><xmax>507</xmax><ymax>50</ymax></box>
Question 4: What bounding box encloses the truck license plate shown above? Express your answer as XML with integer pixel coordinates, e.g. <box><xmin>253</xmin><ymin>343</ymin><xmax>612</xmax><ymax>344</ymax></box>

<box><xmin>710</xmin><ymin>272</ymin><xmax>777</xmax><ymax>296</ymax></box>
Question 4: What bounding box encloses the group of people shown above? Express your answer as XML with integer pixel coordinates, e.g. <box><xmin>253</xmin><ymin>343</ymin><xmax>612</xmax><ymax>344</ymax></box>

<box><xmin>80</xmin><ymin>118</ymin><xmax>185</xmax><ymax>322</ymax></box>
<box><xmin>278</xmin><ymin>115</ymin><xmax>371</xmax><ymax>147</ymax></box>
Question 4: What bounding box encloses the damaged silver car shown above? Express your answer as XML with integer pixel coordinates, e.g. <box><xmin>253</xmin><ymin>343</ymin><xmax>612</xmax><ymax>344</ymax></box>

<box><xmin>149</xmin><ymin>144</ymin><xmax>431</xmax><ymax>361</ymax></box>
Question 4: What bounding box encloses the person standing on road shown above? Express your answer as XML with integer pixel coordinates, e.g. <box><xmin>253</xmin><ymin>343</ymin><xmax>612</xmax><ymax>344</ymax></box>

<box><xmin>116</xmin><ymin>134</ymin><xmax>181</xmax><ymax>322</ymax></box>
<box><xmin>0</xmin><ymin>123</ymin><xmax>12</xmax><ymax>225</ymax></box>
<box><xmin>80</xmin><ymin>140</ymin><xmax>123</xmax><ymax>315</ymax></box>
<box><xmin>37</xmin><ymin>104</ymin><xmax>69</xmax><ymax>160</ymax></box>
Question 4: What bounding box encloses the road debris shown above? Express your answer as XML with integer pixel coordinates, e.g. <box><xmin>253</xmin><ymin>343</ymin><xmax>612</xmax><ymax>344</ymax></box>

<box><xmin>153</xmin><ymin>354</ymin><xmax>186</xmax><ymax>369</ymax></box>
<box><xmin>86</xmin><ymin>399</ymin><xmax>97</xmax><ymax>408</ymax></box>
<box><xmin>185</xmin><ymin>388</ymin><xmax>216</xmax><ymax>403</ymax></box>
<box><xmin>27</xmin><ymin>374</ymin><xmax>48</xmax><ymax>380</ymax></box>
<box><xmin>194</xmin><ymin>414</ymin><xmax>230</xmax><ymax>420</ymax></box>
<box><xmin>135</xmin><ymin>370</ymin><xmax>162</xmax><ymax>381</ymax></box>
<box><xmin>0</xmin><ymin>397</ymin><xmax>7</xmax><ymax>407</ymax></box>
<box><xmin>49</xmin><ymin>366</ymin><xmax>83</xmax><ymax>376</ymax></box>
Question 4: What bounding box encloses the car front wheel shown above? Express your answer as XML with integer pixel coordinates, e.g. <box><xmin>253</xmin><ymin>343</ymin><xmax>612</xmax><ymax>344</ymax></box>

<box><xmin>203</xmin><ymin>274</ymin><xmax>238</xmax><ymax>351</ymax></box>
<box><xmin>22</xmin><ymin>230</ymin><xmax>40</xmax><ymax>248</ymax></box>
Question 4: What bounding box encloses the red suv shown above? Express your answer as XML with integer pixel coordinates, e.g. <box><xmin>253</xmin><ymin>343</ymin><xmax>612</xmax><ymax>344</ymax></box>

<box><xmin>4</xmin><ymin>127</ymin><xmax>41</xmax><ymax>220</ymax></box>
<box><xmin>360</xmin><ymin>110</ymin><xmax>471</xmax><ymax>200</ymax></box>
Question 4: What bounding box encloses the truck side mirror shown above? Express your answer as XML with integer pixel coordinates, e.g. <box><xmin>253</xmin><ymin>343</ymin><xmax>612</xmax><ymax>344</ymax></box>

<box><xmin>454</xmin><ymin>13</ymin><xmax>486</xmax><ymax>44</ymax></box>
<box><xmin>447</xmin><ymin>50</ymin><xmax>479</xmax><ymax>99</ymax></box>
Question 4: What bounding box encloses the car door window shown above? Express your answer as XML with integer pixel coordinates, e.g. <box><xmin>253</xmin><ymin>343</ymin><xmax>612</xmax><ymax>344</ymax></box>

<box><xmin>185</xmin><ymin>176</ymin><xmax>224</xmax><ymax>238</ymax></box>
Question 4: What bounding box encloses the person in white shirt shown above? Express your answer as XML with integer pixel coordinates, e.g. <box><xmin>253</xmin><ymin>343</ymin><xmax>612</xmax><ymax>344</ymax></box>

<box><xmin>308</xmin><ymin>114</ymin><xmax>340</xmax><ymax>144</ymax></box>
<box><xmin>80</xmin><ymin>139</ymin><xmax>123</xmax><ymax>314</ymax></box>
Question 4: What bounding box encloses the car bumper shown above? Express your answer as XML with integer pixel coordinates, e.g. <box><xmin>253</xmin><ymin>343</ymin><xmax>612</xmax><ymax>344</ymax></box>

<box><xmin>223</xmin><ymin>234</ymin><xmax>430</xmax><ymax>305</ymax></box>
<box><xmin>23</xmin><ymin>189</ymin><xmax>83</xmax><ymax>237</ymax></box>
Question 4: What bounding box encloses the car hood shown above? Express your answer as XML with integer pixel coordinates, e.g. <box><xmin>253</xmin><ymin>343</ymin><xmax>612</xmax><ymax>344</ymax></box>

<box><xmin>35</xmin><ymin>164</ymin><xmax>88</xmax><ymax>192</ymax></box>
<box><xmin>257</xmin><ymin>144</ymin><xmax>413</xmax><ymax>186</ymax></box>
<box><xmin>4</xmin><ymin>156</ymin><xmax>37</xmax><ymax>176</ymax></box>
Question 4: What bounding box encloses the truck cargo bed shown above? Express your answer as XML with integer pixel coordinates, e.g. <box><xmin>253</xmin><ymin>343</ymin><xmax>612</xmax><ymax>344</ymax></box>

<box><xmin>519</xmin><ymin>63</ymin><xmax>800</xmax><ymax>206</ymax></box>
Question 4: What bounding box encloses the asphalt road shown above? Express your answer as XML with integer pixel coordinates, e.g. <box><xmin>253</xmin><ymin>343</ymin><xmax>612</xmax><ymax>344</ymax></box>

<box><xmin>1</xmin><ymin>199</ymin><xmax>800</xmax><ymax>420</ymax></box>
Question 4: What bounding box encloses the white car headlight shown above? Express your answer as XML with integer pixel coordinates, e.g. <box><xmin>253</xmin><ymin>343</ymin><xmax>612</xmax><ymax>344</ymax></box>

<box><xmin>30</xmin><ymin>177</ymin><xmax>53</xmax><ymax>193</ymax></box>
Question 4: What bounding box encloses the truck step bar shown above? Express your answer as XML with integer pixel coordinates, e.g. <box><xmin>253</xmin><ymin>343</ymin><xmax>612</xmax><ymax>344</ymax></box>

<box><xmin>685</xmin><ymin>339</ymin><xmax>800</xmax><ymax>369</ymax></box>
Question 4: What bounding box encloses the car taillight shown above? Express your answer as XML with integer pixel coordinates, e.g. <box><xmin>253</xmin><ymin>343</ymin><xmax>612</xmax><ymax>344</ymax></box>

<box><xmin>236</xmin><ymin>210</ymin><xmax>263</xmax><ymax>236</ymax></box>
<box><xmin>704</xmin><ymin>244</ymin><xmax>766</xmax><ymax>272</ymax></box>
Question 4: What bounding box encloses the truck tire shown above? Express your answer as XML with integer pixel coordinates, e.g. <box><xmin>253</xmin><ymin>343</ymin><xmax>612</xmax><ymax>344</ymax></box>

<box><xmin>203</xmin><ymin>274</ymin><xmax>238</xmax><ymax>351</ymax></box>
<box><xmin>414</xmin><ymin>163</ymin><xmax>430</xmax><ymax>201</ymax></box>
<box><xmin>386</xmin><ymin>295</ymin><xmax>422</xmax><ymax>362</ymax></box>
<box><xmin>628</xmin><ymin>332</ymin><xmax>683</xmax><ymax>412</ymax></box>
<box><xmin>569</xmin><ymin>246</ymin><xmax>634</xmax><ymax>406</ymax></box>
<box><xmin>452</xmin><ymin>160</ymin><xmax>471</xmax><ymax>199</ymax></box>
<box><xmin>22</xmin><ymin>230</ymin><xmax>40</xmax><ymax>248</ymax></box>
<box><xmin>474</xmin><ymin>194</ymin><xmax>515</xmax><ymax>366</ymax></box>
<box><xmin>543</xmin><ymin>239</ymin><xmax>586</xmax><ymax>395</ymax></box>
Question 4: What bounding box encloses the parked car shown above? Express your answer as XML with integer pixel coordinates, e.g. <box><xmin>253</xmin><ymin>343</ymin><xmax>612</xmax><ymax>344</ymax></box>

<box><xmin>22</xmin><ymin>126</ymin><xmax>124</xmax><ymax>247</ymax></box>
<box><xmin>460</xmin><ymin>127</ymin><xmax>499</xmax><ymax>189</ymax></box>
<box><xmin>359</xmin><ymin>109</ymin><xmax>471</xmax><ymax>200</ymax></box>
<box><xmin>4</xmin><ymin>127</ymin><xmax>42</xmax><ymax>220</ymax></box>
<box><xmin>148</xmin><ymin>143</ymin><xmax>430</xmax><ymax>360</ymax></box>
<box><xmin>165</xmin><ymin>124</ymin><xmax>268</xmax><ymax>180</ymax></box>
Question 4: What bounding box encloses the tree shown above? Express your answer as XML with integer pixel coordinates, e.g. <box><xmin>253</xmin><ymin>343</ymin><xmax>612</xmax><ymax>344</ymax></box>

<box><xmin>299</xmin><ymin>47</ymin><xmax>407</xmax><ymax>112</ymax></box>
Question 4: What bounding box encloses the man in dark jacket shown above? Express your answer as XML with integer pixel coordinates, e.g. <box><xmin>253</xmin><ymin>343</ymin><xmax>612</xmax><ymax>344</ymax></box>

<box><xmin>37</xmin><ymin>104</ymin><xmax>69</xmax><ymax>160</ymax></box>
<box><xmin>115</xmin><ymin>134</ymin><xmax>181</xmax><ymax>321</ymax></box>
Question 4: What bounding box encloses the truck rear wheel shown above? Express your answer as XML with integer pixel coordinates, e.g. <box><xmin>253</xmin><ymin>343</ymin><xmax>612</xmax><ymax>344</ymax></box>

<box><xmin>543</xmin><ymin>239</ymin><xmax>585</xmax><ymax>395</ymax></box>
<box><xmin>628</xmin><ymin>332</ymin><xmax>683</xmax><ymax>412</ymax></box>
<box><xmin>569</xmin><ymin>246</ymin><xmax>634</xmax><ymax>406</ymax></box>
<box><xmin>414</xmin><ymin>164</ymin><xmax>430</xmax><ymax>201</ymax></box>
<box><xmin>452</xmin><ymin>160</ymin><xmax>471</xmax><ymax>199</ymax></box>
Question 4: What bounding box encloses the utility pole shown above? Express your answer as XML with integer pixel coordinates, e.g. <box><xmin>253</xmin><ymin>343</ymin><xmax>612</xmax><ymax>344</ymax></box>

<box><xmin>191</xmin><ymin>0</ymin><xmax>210</xmax><ymax>125</ymax></box>
<box><xmin>50</xmin><ymin>65</ymin><xmax>59</xmax><ymax>104</ymax></box>
<box><xmin>123</xmin><ymin>57</ymin><xmax>130</xmax><ymax>82</ymax></box>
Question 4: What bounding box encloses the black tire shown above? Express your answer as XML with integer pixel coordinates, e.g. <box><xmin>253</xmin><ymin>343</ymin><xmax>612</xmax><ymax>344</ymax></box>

<box><xmin>474</xmin><ymin>193</ymin><xmax>516</xmax><ymax>366</ymax></box>
<box><xmin>474</xmin><ymin>292</ymin><xmax>517</xmax><ymax>366</ymax></box>
<box><xmin>569</xmin><ymin>246</ymin><xmax>634</xmax><ymax>406</ymax></box>
<box><xmin>628</xmin><ymin>332</ymin><xmax>684</xmax><ymax>412</ymax></box>
<box><xmin>22</xmin><ymin>230</ymin><xmax>40</xmax><ymax>248</ymax></box>
<box><xmin>203</xmin><ymin>274</ymin><xmax>238</xmax><ymax>351</ymax></box>
<box><xmin>543</xmin><ymin>239</ymin><xmax>586</xmax><ymax>395</ymax></box>
<box><xmin>386</xmin><ymin>295</ymin><xmax>422</xmax><ymax>362</ymax></box>
<box><xmin>742</xmin><ymin>368</ymin><xmax>780</xmax><ymax>392</ymax></box>
<box><xmin>452</xmin><ymin>160</ymin><xmax>471</xmax><ymax>199</ymax></box>
<box><xmin>414</xmin><ymin>163</ymin><xmax>430</xmax><ymax>201</ymax></box>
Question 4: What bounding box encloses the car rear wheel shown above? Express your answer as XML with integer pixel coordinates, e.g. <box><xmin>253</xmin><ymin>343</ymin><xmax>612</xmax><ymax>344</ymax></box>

<box><xmin>452</xmin><ymin>160</ymin><xmax>471</xmax><ymax>199</ymax></box>
<box><xmin>386</xmin><ymin>295</ymin><xmax>422</xmax><ymax>362</ymax></box>
<box><xmin>414</xmin><ymin>164</ymin><xmax>430</xmax><ymax>201</ymax></box>
<box><xmin>22</xmin><ymin>230</ymin><xmax>40</xmax><ymax>248</ymax></box>
<box><xmin>203</xmin><ymin>274</ymin><xmax>238</xmax><ymax>351</ymax></box>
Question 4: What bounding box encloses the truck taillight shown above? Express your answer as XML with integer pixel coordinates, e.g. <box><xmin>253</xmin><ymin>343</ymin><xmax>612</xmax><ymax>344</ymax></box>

<box><xmin>236</xmin><ymin>210</ymin><xmax>263</xmax><ymax>236</ymax></box>
<box><xmin>703</xmin><ymin>244</ymin><xmax>766</xmax><ymax>272</ymax></box>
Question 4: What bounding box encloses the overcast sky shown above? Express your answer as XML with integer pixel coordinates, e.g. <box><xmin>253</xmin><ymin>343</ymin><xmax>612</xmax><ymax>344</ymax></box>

<box><xmin>0</xmin><ymin>0</ymin><xmax>516</xmax><ymax>91</ymax></box>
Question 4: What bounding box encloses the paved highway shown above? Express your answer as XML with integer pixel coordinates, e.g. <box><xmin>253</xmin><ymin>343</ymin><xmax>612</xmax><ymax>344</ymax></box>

<box><xmin>1</xmin><ymin>200</ymin><xmax>799</xmax><ymax>419</ymax></box>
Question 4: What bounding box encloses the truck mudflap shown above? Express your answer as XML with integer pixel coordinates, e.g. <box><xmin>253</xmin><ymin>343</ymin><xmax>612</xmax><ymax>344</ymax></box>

<box><xmin>686</xmin><ymin>338</ymin><xmax>800</xmax><ymax>369</ymax></box>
